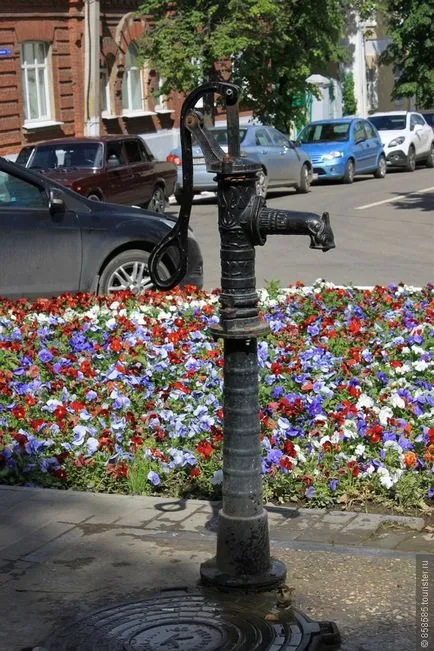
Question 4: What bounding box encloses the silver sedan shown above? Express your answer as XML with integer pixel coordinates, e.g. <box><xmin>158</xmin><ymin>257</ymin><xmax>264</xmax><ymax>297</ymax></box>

<box><xmin>167</xmin><ymin>124</ymin><xmax>313</xmax><ymax>203</ymax></box>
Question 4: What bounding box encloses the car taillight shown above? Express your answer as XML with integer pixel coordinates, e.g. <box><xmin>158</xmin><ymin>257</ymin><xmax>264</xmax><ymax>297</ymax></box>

<box><xmin>167</xmin><ymin>153</ymin><xmax>182</xmax><ymax>166</ymax></box>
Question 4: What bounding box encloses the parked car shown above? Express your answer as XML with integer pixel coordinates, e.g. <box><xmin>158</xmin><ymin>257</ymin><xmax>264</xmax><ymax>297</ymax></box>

<box><xmin>167</xmin><ymin>124</ymin><xmax>313</xmax><ymax>202</ymax></box>
<box><xmin>296</xmin><ymin>117</ymin><xmax>386</xmax><ymax>183</ymax></box>
<box><xmin>0</xmin><ymin>156</ymin><xmax>203</xmax><ymax>297</ymax></box>
<box><xmin>15</xmin><ymin>136</ymin><xmax>177</xmax><ymax>213</ymax></box>
<box><xmin>368</xmin><ymin>111</ymin><xmax>434</xmax><ymax>171</ymax></box>
<box><xmin>420</xmin><ymin>110</ymin><xmax>434</xmax><ymax>132</ymax></box>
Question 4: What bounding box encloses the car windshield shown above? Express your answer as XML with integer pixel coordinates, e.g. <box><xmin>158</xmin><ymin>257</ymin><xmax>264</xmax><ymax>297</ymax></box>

<box><xmin>17</xmin><ymin>143</ymin><xmax>104</xmax><ymax>170</ymax></box>
<box><xmin>369</xmin><ymin>115</ymin><xmax>406</xmax><ymax>130</ymax></box>
<box><xmin>422</xmin><ymin>113</ymin><xmax>434</xmax><ymax>127</ymax></box>
<box><xmin>298</xmin><ymin>122</ymin><xmax>349</xmax><ymax>143</ymax></box>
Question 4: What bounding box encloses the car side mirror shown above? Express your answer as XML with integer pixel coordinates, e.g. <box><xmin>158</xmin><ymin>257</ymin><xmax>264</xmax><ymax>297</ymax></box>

<box><xmin>49</xmin><ymin>188</ymin><xmax>65</xmax><ymax>215</ymax></box>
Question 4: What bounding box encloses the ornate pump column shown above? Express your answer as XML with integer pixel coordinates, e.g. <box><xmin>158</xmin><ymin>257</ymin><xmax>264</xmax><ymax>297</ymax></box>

<box><xmin>149</xmin><ymin>82</ymin><xmax>335</xmax><ymax>590</ymax></box>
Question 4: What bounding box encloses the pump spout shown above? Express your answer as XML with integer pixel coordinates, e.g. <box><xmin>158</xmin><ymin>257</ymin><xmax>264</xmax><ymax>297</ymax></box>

<box><xmin>254</xmin><ymin>206</ymin><xmax>336</xmax><ymax>252</ymax></box>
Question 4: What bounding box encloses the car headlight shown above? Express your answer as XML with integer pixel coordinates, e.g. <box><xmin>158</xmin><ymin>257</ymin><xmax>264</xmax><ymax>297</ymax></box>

<box><xmin>322</xmin><ymin>151</ymin><xmax>344</xmax><ymax>161</ymax></box>
<box><xmin>388</xmin><ymin>136</ymin><xmax>405</xmax><ymax>147</ymax></box>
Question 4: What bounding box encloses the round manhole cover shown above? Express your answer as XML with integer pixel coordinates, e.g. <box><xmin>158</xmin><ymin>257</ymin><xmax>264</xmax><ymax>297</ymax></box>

<box><xmin>42</xmin><ymin>588</ymin><xmax>340</xmax><ymax>650</ymax></box>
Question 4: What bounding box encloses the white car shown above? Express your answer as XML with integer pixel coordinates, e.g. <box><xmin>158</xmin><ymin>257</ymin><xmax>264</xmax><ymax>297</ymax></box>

<box><xmin>368</xmin><ymin>111</ymin><xmax>434</xmax><ymax>171</ymax></box>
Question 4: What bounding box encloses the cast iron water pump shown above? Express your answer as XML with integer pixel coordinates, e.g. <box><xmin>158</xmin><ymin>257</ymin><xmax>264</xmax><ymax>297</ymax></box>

<box><xmin>149</xmin><ymin>82</ymin><xmax>335</xmax><ymax>590</ymax></box>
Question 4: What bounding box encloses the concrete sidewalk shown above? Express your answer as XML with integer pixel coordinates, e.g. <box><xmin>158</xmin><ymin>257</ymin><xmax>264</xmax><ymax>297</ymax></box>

<box><xmin>0</xmin><ymin>485</ymin><xmax>432</xmax><ymax>650</ymax></box>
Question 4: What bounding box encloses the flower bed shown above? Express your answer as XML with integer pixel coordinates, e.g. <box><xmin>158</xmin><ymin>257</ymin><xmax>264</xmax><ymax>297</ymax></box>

<box><xmin>0</xmin><ymin>282</ymin><xmax>433</xmax><ymax>513</ymax></box>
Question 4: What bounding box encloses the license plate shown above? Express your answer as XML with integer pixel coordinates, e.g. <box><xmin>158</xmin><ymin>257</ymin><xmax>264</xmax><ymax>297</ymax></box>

<box><xmin>193</xmin><ymin>157</ymin><xmax>206</xmax><ymax>165</ymax></box>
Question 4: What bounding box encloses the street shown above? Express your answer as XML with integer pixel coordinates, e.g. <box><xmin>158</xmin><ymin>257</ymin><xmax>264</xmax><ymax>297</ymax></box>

<box><xmin>167</xmin><ymin>167</ymin><xmax>434</xmax><ymax>291</ymax></box>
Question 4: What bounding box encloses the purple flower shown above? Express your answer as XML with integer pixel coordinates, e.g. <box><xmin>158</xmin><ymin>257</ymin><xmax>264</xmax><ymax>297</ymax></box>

<box><xmin>147</xmin><ymin>470</ymin><xmax>161</xmax><ymax>486</ymax></box>
<box><xmin>329</xmin><ymin>479</ymin><xmax>338</xmax><ymax>492</ymax></box>
<box><xmin>305</xmin><ymin>486</ymin><xmax>315</xmax><ymax>500</ymax></box>
<box><xmin>38</xmin><ymin>349</ymin><xmax>53</xmax><ymax>363</ymax></box>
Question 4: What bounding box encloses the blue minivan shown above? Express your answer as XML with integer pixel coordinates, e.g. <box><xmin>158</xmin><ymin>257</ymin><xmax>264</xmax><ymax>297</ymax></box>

<box><xmin>296</xmin><ymin>118</ymin><xmax>386</xmax><ymax>183</ymax></box>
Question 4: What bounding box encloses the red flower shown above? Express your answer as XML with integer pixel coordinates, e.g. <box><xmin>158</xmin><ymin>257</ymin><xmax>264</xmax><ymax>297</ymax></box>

<box><xmin>12</xmin><ymin>405</ymin><xmax>26</xmax><ymax>420</ymax></box>
<box><xmin>190</xmin><ymin>468</ymin><xmax>201</xmax><ymax>479</ymax></box>
<box><xmin>283</xmin><ymin>440</ymin><xmax>297</xmax><ymax>457</ymax></box>
<box><xmin>196</xmin><ymin>439</ymin><xmax>214</xmax><ymax>459</ymax></box>
<box><xmin>107</xmin><ymin>461</ymin><xmax>129</xmax><ymax>479</ymax></box>
<box><xmin>279</xmin><ymin>455</ymin><xmax>293</xmax><ymax>470</ymax></box>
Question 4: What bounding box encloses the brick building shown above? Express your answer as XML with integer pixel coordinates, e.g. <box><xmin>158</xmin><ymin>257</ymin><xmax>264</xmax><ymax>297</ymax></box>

<box><xmin>0</xmin><ymin>0</ymin><xmax>185</xmax><ymax>159</ymax></box>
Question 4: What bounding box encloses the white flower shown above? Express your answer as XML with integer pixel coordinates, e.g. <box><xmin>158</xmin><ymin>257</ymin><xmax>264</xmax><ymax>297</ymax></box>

<box><xmin>379</xmin><ymin>406</ymin><xmax>393</xmax><ymax>426</ymax></box>
<box><xmin>356</xmin><ymin>394</ymin><xmax>374</xmax><ymax>410</ymax></box>
<box><xmin>109</xmin><ymin>301</ymin><xmax>120</xmax><ymax>310</ymax></box>
<box><xmin>384</xmin><ymin>440</ymin><xmax>402</xmax><ymax>453</ymax></box>
<box><xmin>210</xmin><ymin>469</ymin><xmax>223</xmax><ymax>486</ymax></box>
<box><xmin>355</xmin><ymin>444</ymin><xmax>366</xmax><ymax>457</ymax></box>
<box><xmin>394</xmin><ymin>363</ymin><xmax>411</xmax><ymax>375</ymax></box>
<box><xmin>413</xmin><ymin>360</ymin><xmax>429</xmax><ymax>372</ymax></box>
<box><xmin>390</xmin><ymin>392</ymin><xmax>405</xmax><ymax>409</ymax></box>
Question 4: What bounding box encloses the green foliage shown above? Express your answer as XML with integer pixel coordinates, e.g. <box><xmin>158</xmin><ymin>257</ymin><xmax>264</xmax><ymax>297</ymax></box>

<box><xmin>379</xmin><ymin>0</ymin><xmax>434</xmax><ymax>108</ymax></box>
<box><xmin>137</xmin><ymin>1</ymin><xmax>371</xmax><ymax>132</ymax></box>
<box><xmin>342</xmin><ymin>72</ymin><xmax>358</xmax><ymax>115</ymax></box>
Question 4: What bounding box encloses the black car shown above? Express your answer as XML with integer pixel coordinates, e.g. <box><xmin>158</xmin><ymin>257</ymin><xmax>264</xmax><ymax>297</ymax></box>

<box><xmin>0</xmin><ymin>157</ymin><xmax>203</xmax><ymax>298</ymax></box>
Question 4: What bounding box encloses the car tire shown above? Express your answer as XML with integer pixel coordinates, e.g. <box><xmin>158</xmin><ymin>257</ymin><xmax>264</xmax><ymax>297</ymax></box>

<box><xmin>342</xmin><ymin>159</ymin><xmax>355</xmax><ymax>184</ymax></box>
<box><xmin>373</xmin><ymin>155</ymin><xmax>387</xmax><ymax>179</ymax></box>
<box><xmin>87</xmin><ymin>193</ymin><xmax>102</xmax><ymax>201</ymax></box>
<box><xmin>295</xmin><ymin>163</ymin><xmax>311</xmax><ymax>193</ymax></box>
<box><xmin>405</xmin><ymin>146</ymin><xmax>416</xmax><ymax>172</ymax></box>
<box><xmin>255</xmin><ymin>169</ymin><xmax>268</xmax><ymax>198</ymax></box>
<box><xmin>98</xmin><ymin>249</ymin><xmax>171</xmax><ymax>295</ymax></box>
<box><xmin>174</xmin><ymin>191</ymin><xmax>184</xmax><ymax>204</ymax></box>
<box><xmin>425</xmin><ymin>143</ymin><xmax>434</xmax><ymax>168</ymax></box>
<box><xmin>147</xmin><ymin>186</ymin><xmax>166</xmax><ymax>213</ymax></box>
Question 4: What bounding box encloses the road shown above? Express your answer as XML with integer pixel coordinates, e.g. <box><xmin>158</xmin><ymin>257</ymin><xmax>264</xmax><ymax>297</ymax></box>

<box><xmin>167</xmin><ymin>166</ymin><xmax>433</xmax><ymax>291</ymax></box>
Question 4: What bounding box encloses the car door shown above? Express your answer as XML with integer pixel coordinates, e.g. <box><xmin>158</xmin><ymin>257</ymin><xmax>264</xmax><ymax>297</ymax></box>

<box><xmin>122</xmin><ymin>138</ymin><xmax>153</xmax><ymax>206</ymax></box>
<box><xmin>104</xmin><ymin>141</ymin><xmax>134</xmax><ymax>204</ymax></box>
<box><xmin>414</xmin><ymin>114</ymin><xmax>432</xmax><ymax>154</ymax></box>
<box><xmin>243</xmin><ymin>127</ymin><xmax>283</xmax><ymax>183</ymax></box>
<box><xmin>362</xmin><ymin>120</ymin><xmax>381</xmax><ymax>169</ymax></box>
<box><xmin>267</xmin><ymin>128</ymin><xmax>300</xmax><ymax>183</ymax></box>
<box><xmin>0</xmin><ymin>165</ymin><xmax>81</xmax><ymax>297</ymax></box>
<box><xmin>351</xmin><ymin>121</ymin><xmax>369</xmax><ymax>171</ymax></box>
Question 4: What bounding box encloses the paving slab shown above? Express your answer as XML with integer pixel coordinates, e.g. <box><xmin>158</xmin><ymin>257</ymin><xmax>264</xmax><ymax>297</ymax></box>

<box><xmin>0</xmin><ymin>486</ymin><xmax>431</xmax><ymax>651</ymax></box>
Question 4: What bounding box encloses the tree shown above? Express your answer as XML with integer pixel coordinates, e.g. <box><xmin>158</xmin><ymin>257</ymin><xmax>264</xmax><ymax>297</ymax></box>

<box><xmin>379</xmin><ymin>1</ymin><xmax>434</xmax><ymax>109</ymax></box>
<box><xmin>342</xmin><ymin>72</ymin><xmax>358</xmax><ymax>114</ymax></box>
<box><xmin>137</xmin><ymin>1</ymin><xmax>367</xmax><ymax>133</ymax></box>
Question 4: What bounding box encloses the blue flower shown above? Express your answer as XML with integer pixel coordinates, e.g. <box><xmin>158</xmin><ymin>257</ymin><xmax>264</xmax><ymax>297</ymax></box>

<box><xmin>147</xmin><ymin>470</ymin><xmax>161</xmax><ymax>486</ymax></box>
<box><xmin>38</xmin><ymin>349</ymin><xmax>53</xmax><ymax>363</ymax></box>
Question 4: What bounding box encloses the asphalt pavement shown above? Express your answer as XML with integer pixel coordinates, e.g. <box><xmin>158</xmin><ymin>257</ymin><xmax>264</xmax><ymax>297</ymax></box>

<box><xmin>176</xmin><ymin>166</ymin><xmax>434</xmax><ymax>291</ymax></box>
<box><xmin>1</xmin><ymin>485</ymin><xmax>433</xmax><ymax>650</ymax></box>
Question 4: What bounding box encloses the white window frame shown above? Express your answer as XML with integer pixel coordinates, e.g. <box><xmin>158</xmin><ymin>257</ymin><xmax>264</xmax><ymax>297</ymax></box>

<box><xmin>101</xmin><ymin>68</ymin><xmax>113</xmax><ymax>118</ymax></box>
<box><xmin>152</xmin><ymin>73</ymin><xmax>173</xmax><ymax>114</ymax></box>
<box><xmin>121</xmin><ymin>42</ymin><xmax>156</xmax><ymax>118</ymax></box>
<box><xmin>20</xmin><ymin>41</ymin><xmax>59</xmax><ymax>128</ymax></box>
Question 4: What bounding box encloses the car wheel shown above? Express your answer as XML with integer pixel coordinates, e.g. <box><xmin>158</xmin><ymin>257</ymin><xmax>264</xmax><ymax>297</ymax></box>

<box><xmin>425</xmin><ymin>143</ymin><xmax>434</xmax><ymax>168</ymax></box>
<box><xmin>373</xmin><ymin>155</ymin><xmax>387</xmax><ymax>179</ymax></box>
<box><xmin>405</xmin><ymin>146</ymin><xmax>416</xmax><ymax>172</ymax></box>
<box><xmin>342</xmin><ymin>159</ymin><xmax>355</xmax><ymax>184</ymax></box>
<box><xmin>147</xmin><ymin>186</ymin><xmax>166</xmax><ymax>213</ymax></box>
<box><xmin>87</xmin><ymin>193</ymin><xmax>102</xmax><ymax>201</ymax></box>
<box><xmin>295</xmin><ymin>163</ymin><xmax>311</xmax><ymax>193</ymax></box>
<box><xmin>255</xmin><ymin>169</ymin><xmax>268</xmax><ymax>197</ymax></box>
<box><xmin>98</xmin><ymin>249</ymin><xmax>171</xmax><ymax>295</ymax></box>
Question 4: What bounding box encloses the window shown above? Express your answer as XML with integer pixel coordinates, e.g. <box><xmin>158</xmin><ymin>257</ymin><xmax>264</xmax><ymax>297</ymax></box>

<box><xmin>122</xmin><ymin>42</ymin><xmax>143</xmax><ymax>114</ymax></box>
<box><xmin>138</xmin><ymin>139</ymin><xmax>154</xmax><ymax>162</ymax></box>
<box><xmin>255</xmin><ymin>129</ymin><xmax>273</xmax><ymax>146</ymax></box>
<box><xmin>101</xmin><ymin>68</ymin><xmax>112</xmax><ymax>117</ymax></box>
<box><xmin>105</xmin><ymin>143</ymin><xmax>126</xmax><ymax>168</ymax></box>
<box><xmin>353</xmin><ymin>122</ymin><xmax>367</xmax><ymax>143</ymax></box>
<box><xmin>124</xmin><ymin>140</ymin><xmax>142</xmax><ymax>163</ymax></box>
<box><xmin>363</xmin><ymin>121</ymin><xmax>376</xmax><ymax>139</ymax></box>
<box><xmin>20</xmin><ymin>41</ymin><xmax>52</xmax><ymax>124</ymax></box>
<box><xmin>152</xmin><ymin>72</ymin><xmax>169</xmax><ymax>111</ymax></box>
<box><xmin>0</xmin><ymin>171</ymin><xmax>46</xmax><ymax>208</ymax></box>
<box><xmin>269</xmin><ymin>128</ymin><xmax>291</xmax><ymax>147</ymax></box>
